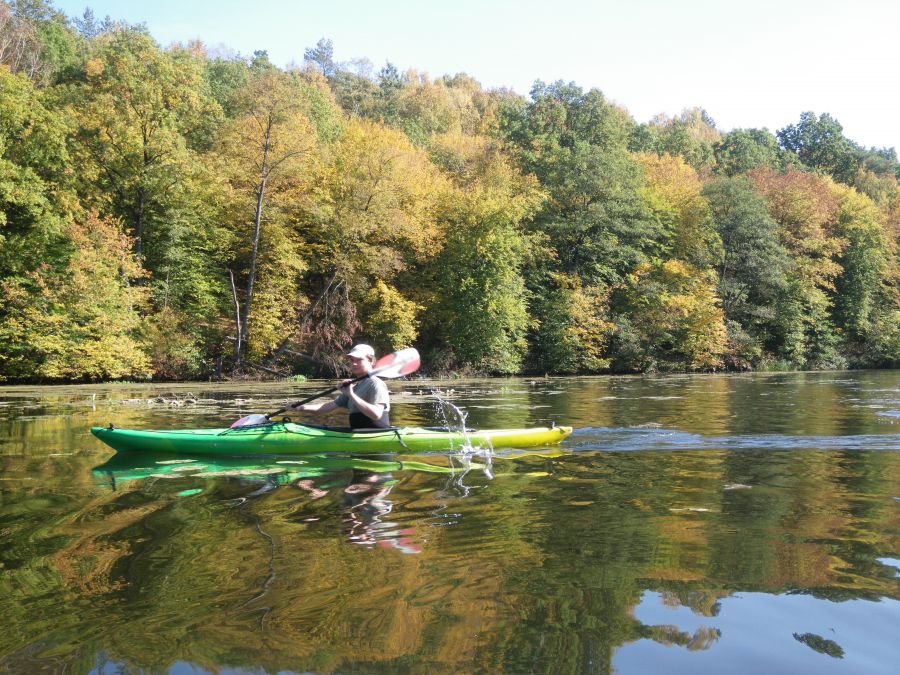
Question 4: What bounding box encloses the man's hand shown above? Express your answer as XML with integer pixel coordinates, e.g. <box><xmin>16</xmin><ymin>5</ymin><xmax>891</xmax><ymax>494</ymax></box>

<box><xmin>287</xmin><ymin>401</ymin><xmax>305</xmax><ymax>411</ymax></box>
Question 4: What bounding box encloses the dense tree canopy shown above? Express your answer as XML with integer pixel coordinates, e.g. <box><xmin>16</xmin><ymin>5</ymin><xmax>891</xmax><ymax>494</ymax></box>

<box><xmin>0</xmin><ymin>2</ymin><xmax>897</xmax><ymax>381</ymax></box>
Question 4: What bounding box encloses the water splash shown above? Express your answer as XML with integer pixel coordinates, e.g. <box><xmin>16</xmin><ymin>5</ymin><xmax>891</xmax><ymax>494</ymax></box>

<box><xmin>431</xmin><ymin>389</ymin><xmax>494</xmax><ymax>480</ymax></box>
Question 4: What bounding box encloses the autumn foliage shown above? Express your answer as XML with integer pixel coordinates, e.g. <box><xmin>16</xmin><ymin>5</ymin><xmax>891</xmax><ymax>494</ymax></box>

<box><xmin>0</xmin><ymin>4</ymin><xmax>897</xmax><ymax>380</ymax></box>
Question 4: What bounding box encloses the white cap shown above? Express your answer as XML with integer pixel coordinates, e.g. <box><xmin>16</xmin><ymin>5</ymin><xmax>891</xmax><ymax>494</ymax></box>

<box><xmin>346</xmin><ymin>343</ymin><xmax>375</xmax><ymax>359</ymax></box>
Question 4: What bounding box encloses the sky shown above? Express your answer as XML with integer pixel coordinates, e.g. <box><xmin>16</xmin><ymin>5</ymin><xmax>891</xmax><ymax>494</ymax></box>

<box><xmin>51</xmin><ymin>0</ymin><xmax>900</xmax><ymax>151</ymax></box>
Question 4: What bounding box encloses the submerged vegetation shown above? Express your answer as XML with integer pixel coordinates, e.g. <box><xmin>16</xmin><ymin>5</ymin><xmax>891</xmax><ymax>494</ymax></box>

<box><xmin>1</xmin><ymin>1</ymin><xmax>897</xmax><ymax>382</ymax></box>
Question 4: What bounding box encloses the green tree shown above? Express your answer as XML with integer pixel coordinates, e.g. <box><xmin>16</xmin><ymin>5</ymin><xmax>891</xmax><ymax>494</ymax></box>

<box><xmin>204</xmin><ymin>52</ymin><xmax>252</xmax><ymax>117</ymax></box>
<box><xmin>499</xmin><ymin>81</ymin><xmax>665</xmax><ymax>372</ymax></box>
<box><xmin>830</xmin><ymin>184</ymin><xmax>891</xmax><ymax>354</ymax></box>
<box><xmin>62</xmin><ymin>29</ymin><xmax>220</xmax><ymax>256</ymax></box>
<box><xmin>71</xmin><ymin>7</ymin><xmax>114</xmax><ymax>39</ymax></box>
<box><xmin>500</xmin><ymin>81</ymin><xmax>658</xmax><ymax>285</ymax></box>
<box><xmin>612</xmin><ymin>260</ymin><xmax>727</xmax><ymax>371</ymax></box>
<box><xmin>57</xmin><ymin>32</ymin><xmax>231</xmax><ymax>378</ymax></box>
<box><xmin>421</xmin><ymin>132</ymin><xmax>544</xmax><ymax>373</ymax></box>
<box><xmin>0</xmin><ymin>67</ymin><xmax>70</xmax><ymax>279</ymax></box>
<box><xmin>702</xmin><ymin>176</ymin><xmax>789</xmax><ymax>365</ymax></box>
<box><xmin>372</xmin><ymin>61</ymin><xmax>405</xmax><ymax>125</ymax></box>
<box><xmin>303</xmin><ymin>37</ymin><xmax>335</xmax><ymax>78</ymax></box>
<box><xmin>714</xmin><ymin>128</ymin><xmax>786</xmax><ymax>176</ymax></box>
<box><xmin>632</xmin><ymin>107</ymin><xmax>720</xmax><ymax>171</ymax></box>
<box><xmin>328</xmin><ymin>58</ymin><xmax>379</xmax><ymax>118</ymax></box>
<box><xmin>777</xmin><ymin>112</ymin><xmax>858</xmax><ymax>184</ymax></box>
<box><xmin>751</xmin><ymin>169</ymin><xmax>846</xmax><ymax>367</ymax></box>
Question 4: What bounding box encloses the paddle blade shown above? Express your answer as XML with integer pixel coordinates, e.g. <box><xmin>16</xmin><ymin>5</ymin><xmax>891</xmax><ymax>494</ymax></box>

<box><xmin>372</xmin><ymin>347</ymin><xmax>420</xmax><ymax>379</ymax></box>
<box><xmin>230</xmin><ymin>413</ymin><xmax>269</xmax><ymax>429</ymax></box>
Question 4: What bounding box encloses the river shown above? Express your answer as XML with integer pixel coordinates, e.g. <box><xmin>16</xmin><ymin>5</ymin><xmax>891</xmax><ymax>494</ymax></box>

<box><xmin>1</xmin><ymin>370</ymin><xmax>898</xmax><ymax>673</ymax></box>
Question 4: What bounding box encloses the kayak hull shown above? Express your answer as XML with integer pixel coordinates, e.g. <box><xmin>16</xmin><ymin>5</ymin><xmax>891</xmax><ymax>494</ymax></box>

<box><xmin>90</xmin><ymin>422</ymin><xmax>573</xmax><ymax>456</ymax></box>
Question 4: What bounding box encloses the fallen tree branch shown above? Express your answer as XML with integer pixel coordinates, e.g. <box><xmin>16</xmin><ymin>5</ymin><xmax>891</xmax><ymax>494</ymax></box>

<box><xmin>245</xmin><ymin>361</ymin><xmax>289</xmax><ymax>377</ymax></box>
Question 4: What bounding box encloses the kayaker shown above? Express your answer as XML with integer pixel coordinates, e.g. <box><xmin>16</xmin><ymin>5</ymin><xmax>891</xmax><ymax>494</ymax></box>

<box><xmin>289</xmin><ymin>344</ymin><xmax>391</xmax><ymax>429</ymax></box>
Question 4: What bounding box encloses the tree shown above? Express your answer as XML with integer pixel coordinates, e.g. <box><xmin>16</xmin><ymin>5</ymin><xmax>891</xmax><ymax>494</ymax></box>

<box><xmin>0</xmin><ymin>67</ymin><xmax>70</xmax><ymax>278</ymax></box>
<box><xmin>0</xmin><ymin>213</ymin><xmax>150</xmax><ymax>381</ymax></box>
<box><xmin>303</xmin><ymin>37</ymin><xmax>335</xmax><ymax>78</ymax></box>
<box><xmin>499</xmin><ymin>81</ymin><xmax>666</xmax><ymax>372</ymax></box>
<box><xmin>750</xmin><ymin>169</ymin><xmax>846</xmax><ymax>367</ymax></box>
<box><xmin>0</xmin><ymin>2</ymin><xmax>47</xmax><ymax>79</ymax></box>
<box><xmin>632</xmin><ymin>107</ymin><xmax>720</xmax><ymax>171</ymax></box>
<box><xmin>420</xmin><ymin>132</ymin><xmax>544</xmax><ymax>373</ymax></box>
<box><xmin>530</xmin><ymin>273</ymin><xmax>614</xmax><ymax>373</ymax></box>
<box><xmin>373</xmin><ymin>61</ymin><xmax>405</xmax><ymax>125</ymax></box>
<box><xmin>702</xmin><ymin>177</ymin><xmax>789</xmax><ymax>366</ymax></box>
<box><xmin>634</xmin><ymin>152</ymin><xmax>722</xmax><ymax>269</ymax></box>
<box><xmin>500</xmin><ymin>81</ymin><xmax>659</xmax><ymax>286</ymax></box>
<box><xmin>612</xmin><ymin>260</ymin><xmax>727</xmax><ymax>371</ymax></box>
<box><xmin>204</xmin><ymin>52</ymin><xmax>252</xmax><ymax>117</ymax></box>
<box><xmin>315</xmin><ymin>118</ymin><xmax>446</xmax><ymax>282</ymax></box>
<box><xmin>714</xmin><ymin>128</ymin><xmax>785</xmax><ymax>176</ymax></box>
<box><xmin>72</xmin><ymin>8</ymin><xmax>105</xmax><ymax>39</ymax></box>
<box><xmin>830</xmin><ymin>185</ymin><xmax>890</xmax><ymax>348</ymax></box>
<box><xmin>777</xmin><ymin>112</ymin><xmax>857</xmax><ymax>184</ymax></box>
<box><xmin>215</xmin><ymin>70</ymin><xmax>323</xmax><ymax>363</ymax></box>
<box><xmin>55</xmin><ymin>31</ymin><xmax>232</xmax><ymax>378</ymax></box>
<box><xmin>359</xmin><ymin>279</ymin><xmax>421</xmax><ymax>351</ymax></box>
<box><xmin>852</xmin><ymin>167</ymin><xmax>898</xmax><ymax>207</ymax></box>
<box><xmin>329</xmin><ymin>58</ymin><xmax>379</xmax><ymax>118</ymax></box>
<box><xmin>63</xmin><ymin>29</ymin><xmax>220</xmax><ymax>256</ymax></box>
<box><xmin>304</xmin><ymin>119</ymin><xmax>445</xmax><ymax>359</ymax></box>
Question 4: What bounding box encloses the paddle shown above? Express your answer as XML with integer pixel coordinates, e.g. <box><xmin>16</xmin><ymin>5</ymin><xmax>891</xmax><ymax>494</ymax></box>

<box><xmin>230</xmin><ymin>347</ymin><xmax>421</xmax><ymax>428</ymax></box>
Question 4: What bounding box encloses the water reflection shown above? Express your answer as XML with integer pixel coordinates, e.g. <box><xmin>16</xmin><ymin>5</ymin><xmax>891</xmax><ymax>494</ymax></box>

<box><xmin>1</xmin><ymin>371</ymin><xmax>899</xmax><ymax>673</ymax></box>
<box><xmin>91</xmin><ymin>451</ymin><xmax>454</xmax><ymax>487</ymax></box>
<box><xmin>91</xmin><ymin>452</ymin><xmax>450</xmax><ymax>555</ymax></box>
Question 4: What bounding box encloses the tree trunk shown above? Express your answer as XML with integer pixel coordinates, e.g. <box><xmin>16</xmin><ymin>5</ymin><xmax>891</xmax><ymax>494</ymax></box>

<box><xmin>134</xmin><ymin>186</ymin><xmax>145</xmax><ymax>256</ymax></box>
<box><xmin>229</xmin><ymin>269</ymin><xmax>243</xmax><ymax>367</ymax></box>
<box><xmin>134</xmin><ymin>127</ymin><xmax>151</xmax><ymax>256</ymax></box>
<box><xmin>242</xmin><ymin>176</ymin><xmax>266</xmax><ymax>351</ymax></box>
<box><xmin>239</xmin><ymin>114</ymin><xmax>273</xmax><ymax>362</ymax></box>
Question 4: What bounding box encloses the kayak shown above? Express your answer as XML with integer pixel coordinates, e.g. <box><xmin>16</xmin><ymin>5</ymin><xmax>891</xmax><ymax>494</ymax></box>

<box><xmin>91</xmin><ymin>422</ymin><xmax>573</xmax><ymax>456</ymax></box>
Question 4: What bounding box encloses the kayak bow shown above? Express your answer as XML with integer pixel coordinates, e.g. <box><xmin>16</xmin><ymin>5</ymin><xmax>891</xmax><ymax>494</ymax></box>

<box><xmin>91</xmin><ymin>422</ymin><xmax>573</xmax><ymax>456</ymax></box>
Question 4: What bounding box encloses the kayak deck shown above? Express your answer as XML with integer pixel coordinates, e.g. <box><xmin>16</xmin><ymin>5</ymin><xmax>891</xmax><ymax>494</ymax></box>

<box><xmin>91</xmin><ymin>422</ymin><xmax>573</xmax><ymax>456</ymax></box>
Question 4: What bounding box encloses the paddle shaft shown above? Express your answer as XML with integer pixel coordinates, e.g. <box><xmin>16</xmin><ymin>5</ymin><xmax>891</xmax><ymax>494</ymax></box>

<box><xmin>267</xmin><ymin>373</ymin><xmax>372</xmax><ymax>420</ymax></box>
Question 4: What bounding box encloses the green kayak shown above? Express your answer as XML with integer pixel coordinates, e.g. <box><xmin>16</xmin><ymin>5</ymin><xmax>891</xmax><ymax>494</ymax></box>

<box><xmin>91</xmin><ymin>422</ymin><xmax>573</xmax><ymax>456</ymax></box>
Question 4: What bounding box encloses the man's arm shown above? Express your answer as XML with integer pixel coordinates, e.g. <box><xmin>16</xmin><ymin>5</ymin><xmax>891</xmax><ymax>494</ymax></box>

<box><xmin>291</xmin><ymin>400</ymin><xmax>339</xmax><ymax>414</ymax></box>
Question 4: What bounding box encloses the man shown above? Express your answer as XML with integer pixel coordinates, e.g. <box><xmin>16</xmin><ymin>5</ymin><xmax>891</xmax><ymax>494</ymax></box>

<box><xmin>289</xmin><ymin>344</ymin><xmax>391</xmax><ymax>429</ymax></box>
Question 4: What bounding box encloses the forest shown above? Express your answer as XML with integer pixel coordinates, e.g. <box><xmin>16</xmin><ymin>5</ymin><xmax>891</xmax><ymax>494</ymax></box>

<box><xmin>1</xmin><ymin>0</ymin><xmax>897</xmax><ymax>382</ymax></box>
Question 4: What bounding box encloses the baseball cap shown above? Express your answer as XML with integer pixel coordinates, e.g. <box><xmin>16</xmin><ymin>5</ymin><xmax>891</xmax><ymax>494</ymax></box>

<box><xmin>346</xmin><ymin>344</ymin><xmax>375</xmax><ymax>359</ymax></box>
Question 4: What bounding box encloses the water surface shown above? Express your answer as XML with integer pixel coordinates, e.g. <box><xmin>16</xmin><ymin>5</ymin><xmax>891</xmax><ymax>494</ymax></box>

<box><xmin>1</xmin><ymin>371</ymin><xmax>898</xmax><ymax>673</ymax></box>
